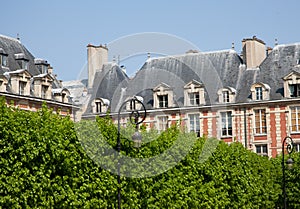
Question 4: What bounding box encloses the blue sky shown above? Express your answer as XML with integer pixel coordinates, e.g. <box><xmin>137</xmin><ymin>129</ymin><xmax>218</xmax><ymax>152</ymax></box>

<box><xmin>2</xmin><ymin>0</ymin><xmax>300</xmax><ymax>81</ymax></box>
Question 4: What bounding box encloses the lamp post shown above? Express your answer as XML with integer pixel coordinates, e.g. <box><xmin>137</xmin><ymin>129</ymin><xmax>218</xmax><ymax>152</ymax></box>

<box><xmin>117</xmin><ymin>97</ymin><xmax>146</xmax><ymax>209</ymax></box>
<box><xmin>282</xmin><ymin>136</ymin><xmax>294</xmax><ymax>209</ymax></box>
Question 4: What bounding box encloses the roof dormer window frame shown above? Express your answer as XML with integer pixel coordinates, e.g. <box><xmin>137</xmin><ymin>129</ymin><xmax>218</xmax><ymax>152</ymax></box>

<box><xmin>283</xmin><ymin>71</ymin><xmax>300</xmax><ymax>98</ymax></box>
<box><xmin>153</xmin><ymin>83</ymin><xmax>174</xmax><ymax>109</ymax></box>
<box><xmin>217</xmin><ymin>86</ymin><xmax>236</xmax><ymax>103</ymax></box>
<box><xmin>93</xmin><ymin>97</ymin><xmax>110</xmax><ymax>113</ymax></box>
<box><xmin>0</xmin><ymin>54</ymin><xmax>8</xmax><ymax>67</ymax></box>
<box><xmin>125</xmin><ymin>95</ymin><xmax>144</xmax><ymax>111</ymax></box>
<box><xmin>184</xmin><ymin>80</ymin><xmax>205</xmax><ymax>106</ymax></box>
<box><xmin>250</xmin><ymin>82</ymin><xmax>270</xmax><ymax>101</ymax></box>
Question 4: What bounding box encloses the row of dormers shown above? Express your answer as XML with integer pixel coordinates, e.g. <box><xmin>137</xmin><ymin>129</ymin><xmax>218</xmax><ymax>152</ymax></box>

<box><xmin>0</xmin><ymin>69</ymin><xmax>70</xmax><ymax>103</ymax></box>
<box><xmin>92</xmin><ymin>71</ymin><xmax>300</xmax><ymax>114</ymax></box>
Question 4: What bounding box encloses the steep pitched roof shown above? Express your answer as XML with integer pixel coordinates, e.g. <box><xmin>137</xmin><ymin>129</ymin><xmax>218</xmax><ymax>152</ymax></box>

<box><xmin>85</xmin><ymin>42</ymin><xmax>300</xmax><ymax>115</ymax></box>
<box><xmin>0</xmin><ymin>35</ymin><xmax>40</xmax><ymax>75</ymax></box>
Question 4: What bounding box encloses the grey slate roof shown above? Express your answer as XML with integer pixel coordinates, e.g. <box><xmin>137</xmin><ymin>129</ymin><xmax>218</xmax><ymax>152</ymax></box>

<box><xmin>0</xmin><ymin>34</ymin><xmax>63</xmax><ymax>92</ymax></box>
<box><xmin>86</xmin><ymin>42</ymin><xmax>300</xmax><ymax>114</ymax></box>
<box><xmin>0</xmin><ymin>35</ymin><xmax>39</xmax><ymax>75</ymax></box>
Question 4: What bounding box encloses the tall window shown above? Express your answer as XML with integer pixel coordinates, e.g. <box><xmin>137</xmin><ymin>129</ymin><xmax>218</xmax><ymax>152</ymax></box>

<box><xmin>189</xmin><ymin>93</ymin><xmax>200</xmax><ymax>105</ymax></box>
<box><xmin>256</xmin><ymin>144</ymin><xmax>268</xmax><ymax>156</ymax></box>
<box><xmin>291</xmin><ymin>106</ymin><xmax>300</xmax><ymax>132</ymax></box>
<box><xmin>158</xmin><ymin>116</ymin><xmax>168</xmax><ymax>131</ymax></box>
<box><xmin>289</xmin><ymin>84</ymin><xmax>300</xmax><ymax>97</ymax></box>
<box><xmin>254</xmin><ymin>109</ymin><xmax>267</xmax><ymax>134</ymax></box>
<box><xmin>189</xmin><ymin>114</ymin><xmax>200</xmax><ymax>136</ymax></box>
<box><xmin>41</xmin><ymin>85</ymin><xmax>48</xmax><ymax>99</ymax></box>
<box><xmin>255</xmin><ymin>87</ymin><xmax>263</xmax><ymax>100</ymax></box>
<box><xmin>158</xmin><ymin>95</ymin><xmax>168</xmax><ymax>108</ymax></box>
<box><xmin>129</xmin><ymin>99</ymin><xmax>136</xmax><ymax>110</ymax></box>
<box><xmin>19</xmin><ymin>81</ymin><xmax>26</xmax><ymax>95</ymax></box>
<box><xmin>222</xmin><ymin>91</ymin><xmax>229</xmax><ymax>103</ymax></box>
<box><xmin>221</xmin><ymin>111</ymin><xmax>232</xmax><ymax>136</ymax></box>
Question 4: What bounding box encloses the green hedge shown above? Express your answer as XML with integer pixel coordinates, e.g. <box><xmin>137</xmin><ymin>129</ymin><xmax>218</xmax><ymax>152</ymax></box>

<box><xmin>0</xmin><ymin>98</ymin><xmax>299</xmax><ymax>208</ymax></box>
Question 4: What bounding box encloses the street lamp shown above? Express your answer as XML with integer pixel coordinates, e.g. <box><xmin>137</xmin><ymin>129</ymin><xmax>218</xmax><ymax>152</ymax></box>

<box><xmin>282</xmin><ymin>136</ymin><xmax>294</xmax><ymax>209</ymax></box>
<box><xmin>117</xmin><ymin>97</ymin><xmax>146</xmax><ymax>209</ymax></box>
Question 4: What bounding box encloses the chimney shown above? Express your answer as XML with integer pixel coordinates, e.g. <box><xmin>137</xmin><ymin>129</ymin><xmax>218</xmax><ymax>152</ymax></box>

<box><xmin>87</xmin><ymin>44</ymin><xmax>108</xmax><ymax>89</ymax></box>
<box><xmin>242</xmin><ymin>36</ymin><xmax>266</xmax><ymax>68</ymax></box>
<box><xmin>47</xmin><ymin>66</ymin><xmax>53</xmax><ymax>74</ymax></box>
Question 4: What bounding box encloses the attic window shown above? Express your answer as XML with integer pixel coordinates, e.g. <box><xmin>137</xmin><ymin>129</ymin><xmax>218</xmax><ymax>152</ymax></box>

<box><xmin>153</xmin><ymin>83</ymin><xmax>174</xmax><ymax>108</ymax></box>
<box><xmin>19</xmin><ymin>81</ymin><xmax>26</xmax><ymax>95</ymax></box>
<box><xmin>125</xmin><ymin>96</ymin><xmax>144</xmax><ymax>111</ymax></box>
<box><xmin>289</xmin><ymin>84</ymin><xmax>300</xmax><ymax>97</ymax></box>
<box><xmin>22</xmin><ymin>60</ymin><xmax>29</xmax><ymax>70</ymax></box>
<box><xmin>184</xmin><ymin>80</ymin><xmax>205</xmax><ymax>106</ymax></box>
<box><xmin>250</xmin><ymin>83</ymin><xmax>270</xmax><ymax>101</ymax></box>
<box><xmin>158</xmin><ymin>95</ymin><xmax>168</xmax><ymax>108</ymax></box>
<box><xmin>93</xmin><ymin>98</ymin><xmax>110</xmax><ymax>113</ymax></box>
<box><xmin>217</xmin><ymin>87</ymin><xmax>236</xmax><ymax>103</ymax></box>
<box><xmin>255</xmin><ymin>87</ymin><xmax>263</xmax><ymax>100</ymax></box>
<box><xmin>189</xmin><ymin>93</ymin><xmax>200</xmax><ymax>105</ymax></box>
<box><xmin>0</xmin><ymin>54</ymin><xmax>8</xmax><ymax>67</ymax></box>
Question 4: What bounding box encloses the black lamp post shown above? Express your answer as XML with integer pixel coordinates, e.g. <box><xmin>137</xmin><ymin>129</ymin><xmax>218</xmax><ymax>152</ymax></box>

<box><xmin>282</xmin><ymin>136</ymin><xmax>294</xmax><ymax>209</ymax></box>
<box><xmin>117</xmin><ymin>97</ymin><xmax>146</xmax><ymax>209</ymax></box>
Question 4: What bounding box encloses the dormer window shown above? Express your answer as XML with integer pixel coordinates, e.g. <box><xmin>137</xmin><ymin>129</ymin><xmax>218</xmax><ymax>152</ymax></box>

<box><xmin>19</xmin><ymin>81</ymin><xmax>26</xmax><ymax>95</ymax></box>
<box><xmin>126</xmin><ymin>96</ymin><xmax>143</xmax><ymax>111</ymax></box>
<box><xmin>33</xmin><ymin>74</ymin><xmax>53</xmax><ymax>99</ymax></box>
<box><xmin>15</xmin><ymin>53</ymin><xmax>29</xmax><ymax>70</ymax></box>
<box><xmin>250</xmin><ymin>83</ymin><xmax>270</xmax><ymax>101</ymax></box>
<box><xmin>52</xmin><ymin>88</ymin><xmax>70</xmax><ymax>103</ymax></box>
<box><xmin>93</xmin><ymin>98</ymin><xmax>110</xmax><ymax>113</ymax></box>
<box><xmin>153</xmin><ymin>83</ymin><xmax>174</xmax><ymax>109</ymax></box>
<box><xmin>41</xmin><ymin>85</ymin><xmax>48</xmax><ymax>99</ymax></box>
<box><xmin>283</xmin><ymin>71</ymin><xmax>300</xmax><ymax>98</ymax></box>
<box><xmin>4</xmin><ymin>69</ymin><xmax>31</xmax><ymax>96</ymax></box>
<box><xmin>189</xmin><ymin>93</ymin><xmax>200</xmax><ymax>105</ymax></box>
<box><xmin>255</xmin><ymin>87</ymin><xmax>263</xmax><ymax>100</ymax></box>
<box><xmin>184</xmin><ymin>80</ymin><xmax>205</xmax><ymax>106</ymax></box>
<box><xmin>34</xmin><ymin>59</ymin><xmax>49</xmax><ymax>74</ymax></box>
<box><xmin>289</xmin><ymin>84</ymin><xmax>300</xmax><ymax>97</ymax></box>
<box><xmin>0</xmin><ymin>48</ymin><xmax>8</xmax><ymax>67</ymax></box>
<box><xmin>158</xmin><ymin>95</ymin><xmax>168</xmax><ymax>108</ymax></box>
<box><xmin>223</xmin><ymin>90</ymin><xmax>229</xmax><ymax>103</ymax></box>
<box><xmin>217</xmin><ymin>87</ymin><xmax>236</xmax><ymax>103</ymax></box>
<box><xmin>22</xmin><ymin>60</ymin><xmax>29</xmax><ymax>70</ymax></box>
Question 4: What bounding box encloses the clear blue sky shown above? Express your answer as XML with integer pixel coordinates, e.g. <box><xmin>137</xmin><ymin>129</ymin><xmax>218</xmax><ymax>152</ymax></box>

<box><xmin>2</xmin><ymin>0</ymin><xmax>300</xmax><ymax>81</ymax></box>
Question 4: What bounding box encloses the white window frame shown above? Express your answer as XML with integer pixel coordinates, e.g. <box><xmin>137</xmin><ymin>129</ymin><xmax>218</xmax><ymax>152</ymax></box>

<box><xmin>291</xmin><ymin>106</ymin><xmax>300</xmax><ymax>133</ymax></box>
<box><xmin>255</xmin><ymin>144</ymin><xmax>268</xmax><ymax>156</ymax></box>
<box><xmin>221</xmin><ymin>111</ymin><xmax>232</xmax><ymax>137</ymax></box>
<box><xmin>222</xmin><ymin>90</ymin><xmax>230</xmax><ymax>103</ymax></box>
<box><xmin>157</xmin><ymin>116</ymin><xmax>168</xmax><ymax>131</ymax></box>
<box><xmin>158</xmin><ymin>95</ymin><xmax>168</xmax><ymax>108</ymax></box>
<box><xmin>255</xmin><ymin>87</ymin><xmax>263</xmax><ymax>100</ymax></box>
<box><xmin>189</xmin><ymin>92</ymin><xmax>200</xmax><ymax>106</ymax></box>
<box><xmin>254</xmin><ymin>109</ymin><xmax>267</xmax><ymax>135</ymax></box>
<box><xmin>188</xmin><ymin>114</ymin><xmax>200</xmax><ymax>136</ymax></box>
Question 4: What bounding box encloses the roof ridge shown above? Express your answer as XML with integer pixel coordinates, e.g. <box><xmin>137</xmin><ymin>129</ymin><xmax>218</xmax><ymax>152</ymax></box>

<box><xmin>0</xmin><ymin>34</ymin><xmax>21</xmax><ymax>44</ymax></box>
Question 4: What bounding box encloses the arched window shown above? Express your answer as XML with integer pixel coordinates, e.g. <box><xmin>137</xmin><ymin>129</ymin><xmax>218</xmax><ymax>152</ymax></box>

<box><xmin>217</xmin><ymin>87</ymin><xmax>236</xmax><ymax>103</ymax></box>
<box><xmin>250</xmin><ymin>82</ymin><xmax>270</xmax><ymax>101</ymax></box>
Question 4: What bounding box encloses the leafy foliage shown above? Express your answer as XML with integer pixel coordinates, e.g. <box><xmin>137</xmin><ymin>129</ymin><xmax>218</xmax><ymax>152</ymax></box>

<box><xmin>0</xmin><ymin>98</ymin><xmax>299</xmax><ymax>208</ymax></box>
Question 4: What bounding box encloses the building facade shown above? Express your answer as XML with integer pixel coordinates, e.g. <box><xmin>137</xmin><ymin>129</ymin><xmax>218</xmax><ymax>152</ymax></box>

<box><xmin>80</xmin><ymin>36</ymin><xmax>300</xmax><ymax>157</ymax></box>
<box><xmin>0</xmin><ymin>35</ymin><xmax>75</xmax><ymax>117</ymax></box>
